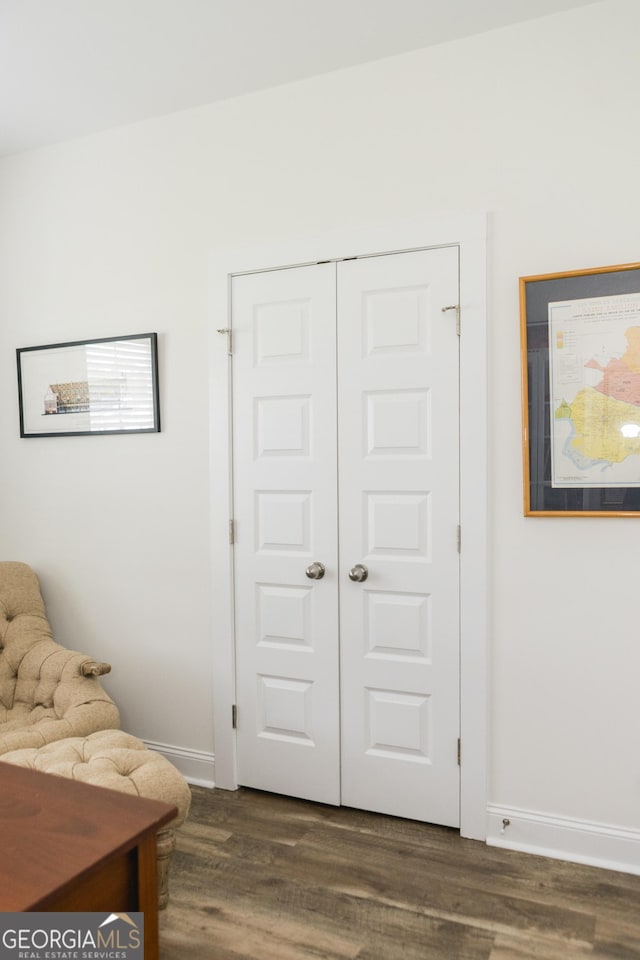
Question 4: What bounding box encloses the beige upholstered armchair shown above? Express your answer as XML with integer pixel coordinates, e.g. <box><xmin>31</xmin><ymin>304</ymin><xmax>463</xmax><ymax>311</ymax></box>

<box><xmin>0</xmin><ymin>561</ymin><xmax>119</xmax><ymax>755</ymax></box>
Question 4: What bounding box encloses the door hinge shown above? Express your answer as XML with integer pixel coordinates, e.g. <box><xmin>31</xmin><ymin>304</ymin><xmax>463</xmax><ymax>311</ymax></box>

<box><xmin>229</xmin><ymin>519</ymin><xmax>235</xmax><ymax>544</ymax></box>
<box><xmin>456</xmin><ymin>525</ymin><xmax>461</xmax><ymax>554</ymax></box>
<box><xmin>217</xmin><ymin>327</ymin><xmax>232</xmax><ymax>354</ymax></box>
<box><xmin>442</xmin><ymin>304</ymin><xmax>461</xmax><ymax>336</ymax></box>
<box><xmin>457</xmin><ymin>738</ymin><xmax>461</xmax><ymax>765</ymax></box>
<box><xmin>232</xmin><ymin>704</ymin><xmax>237</xmax><ymax>729</ymax></box>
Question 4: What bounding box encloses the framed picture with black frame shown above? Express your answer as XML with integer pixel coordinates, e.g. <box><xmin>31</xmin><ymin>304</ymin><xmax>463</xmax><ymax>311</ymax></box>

<box><xmin>17</xmin><ymin>332</ymin><xmax>160</xmax><ymax>438</ymax></box>
<box><xmin>521</xmin><ymin>262</ymin><xmax>640</xmax><ymax>516</ymax></box>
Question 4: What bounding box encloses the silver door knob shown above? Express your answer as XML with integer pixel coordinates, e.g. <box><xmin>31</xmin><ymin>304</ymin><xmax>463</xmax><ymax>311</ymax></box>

<box><xmin>348</xmin><ymin>563</ymin><xmax>368</xmax><ymax>582</ymax></box>
<box><xmin>305</xmin><ymin>562</ymin><xmax>326</xmax><ymax>580</ymax></box>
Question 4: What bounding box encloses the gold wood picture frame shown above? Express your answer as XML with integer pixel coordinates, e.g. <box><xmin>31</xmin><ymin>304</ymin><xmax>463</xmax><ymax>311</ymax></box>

<box><xmin>520</xmin><ymin>262</ymin><xmax>640</xmax><ymax>516</ymax></box>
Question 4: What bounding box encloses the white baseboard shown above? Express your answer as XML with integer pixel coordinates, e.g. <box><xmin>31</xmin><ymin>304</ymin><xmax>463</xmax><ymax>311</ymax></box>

<box><xmin>143</xmin><ymin>739</ymin><xmax>215</xmax><ymax>788</ymax></box>
<box><xmin>487</xmin><ymin>803</ymin><xmax>640</xmax><ymax>876</ymax></box>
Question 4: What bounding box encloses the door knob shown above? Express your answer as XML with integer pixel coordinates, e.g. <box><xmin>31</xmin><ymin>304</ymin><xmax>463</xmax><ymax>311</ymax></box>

<box><xmin>348</xmin><ymin>563</ymin><xmax>368</xmax><ymax>582</ymax></box>
<box><xmin>305</xmin><ymin>562</ymin><xmax>326</xmax><ymax>580</ymax></box>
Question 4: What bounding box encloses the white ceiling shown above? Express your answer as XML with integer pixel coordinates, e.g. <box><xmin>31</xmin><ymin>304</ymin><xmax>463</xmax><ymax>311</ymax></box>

<box><xmin>0</xmin><ymin>0</ymin><xmax>599</xmax><ymax>157</ymax></box>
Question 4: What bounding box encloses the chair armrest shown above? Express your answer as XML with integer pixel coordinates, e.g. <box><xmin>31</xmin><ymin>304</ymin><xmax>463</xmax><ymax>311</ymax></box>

<box><xmin>11</xmin><ymin>642</ymin><xmax>115</xmax><ymax>715</ymax></box>
<box><xmin>80</xmin><ymin>661</ymin><xmax>112</xmax><ymax>677</ymax></box>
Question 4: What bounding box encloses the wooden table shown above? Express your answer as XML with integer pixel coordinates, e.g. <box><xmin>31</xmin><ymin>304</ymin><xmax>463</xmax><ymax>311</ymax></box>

<box><xmin>0</xmin><ymin>762</ymin><xmax>177</xmax><ymax>960</ymax></box>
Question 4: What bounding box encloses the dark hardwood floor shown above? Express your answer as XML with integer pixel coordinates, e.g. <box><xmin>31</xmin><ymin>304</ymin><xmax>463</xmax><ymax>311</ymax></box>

<box><xmin>159</xmin><ymin>786</ymin><xmax>640</xmax><ymax>959</ymax></box>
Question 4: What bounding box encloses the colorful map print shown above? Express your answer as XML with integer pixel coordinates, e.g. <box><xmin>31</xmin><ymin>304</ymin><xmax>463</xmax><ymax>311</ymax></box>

<box><xmin>549</xmin><ymin>293</ymin><xmax>640</xmax><ymax>487</ymax></box>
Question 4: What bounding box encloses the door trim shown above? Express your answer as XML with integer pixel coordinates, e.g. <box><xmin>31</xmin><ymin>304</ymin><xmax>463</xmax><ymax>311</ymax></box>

<box><xmin>209</xmin><ymin>213</ymin><xmax>488</xmax><ymax>840</ymax></box>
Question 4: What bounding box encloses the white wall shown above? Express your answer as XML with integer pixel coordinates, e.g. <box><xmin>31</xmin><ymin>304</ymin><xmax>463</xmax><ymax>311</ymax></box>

<box><xmin>1</xmin><ymin>0</ymin><xmax>639</xmax><ymax>856</ymax></box>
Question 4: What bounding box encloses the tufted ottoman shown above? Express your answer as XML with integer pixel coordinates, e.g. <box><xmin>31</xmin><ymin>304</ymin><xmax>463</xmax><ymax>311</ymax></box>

<box><xmin>0</xmin><ymin>729</ymin><xmax>191</xmax><ymax>908</ymax></box>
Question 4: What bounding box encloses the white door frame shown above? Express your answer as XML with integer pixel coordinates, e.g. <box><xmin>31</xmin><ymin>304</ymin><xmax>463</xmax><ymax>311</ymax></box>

<box><xmin>209</xmin><ymin>213</ymin><xmax>488</xmax><ymax>840</ymax></box>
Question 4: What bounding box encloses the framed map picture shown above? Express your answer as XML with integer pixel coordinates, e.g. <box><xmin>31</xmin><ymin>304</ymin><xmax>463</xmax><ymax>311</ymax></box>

<box><xmin>520</xmin><ymin>262</ymin><xmax>640</xmax><ymax>515</ymax></box>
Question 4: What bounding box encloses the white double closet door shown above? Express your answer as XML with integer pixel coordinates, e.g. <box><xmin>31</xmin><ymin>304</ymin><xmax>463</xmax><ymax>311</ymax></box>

<box><xmin>231</xmin><ymin>246</ymin><xmax>461</xmax><ymax>826</ymax></box>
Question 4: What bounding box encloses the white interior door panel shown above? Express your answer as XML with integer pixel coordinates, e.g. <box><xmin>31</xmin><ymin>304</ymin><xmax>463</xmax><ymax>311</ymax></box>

<box><xmin>232</xmin><ymin>263</ymin><xmax>340</xmax><ymax>804</ymax></box>
<box><xmin>337</xmin><ymin>249</ymin><xmax>460</xmax><ymax>825</ymax></box>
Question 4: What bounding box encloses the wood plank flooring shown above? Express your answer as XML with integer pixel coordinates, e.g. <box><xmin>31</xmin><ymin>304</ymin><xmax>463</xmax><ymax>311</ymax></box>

<box><xmin>159</xmin><ymin>786</ymin><xmax>640</xmax><ymax>959</ymax></box>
